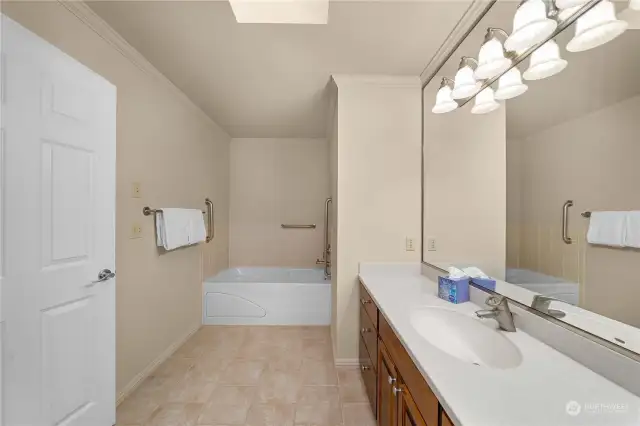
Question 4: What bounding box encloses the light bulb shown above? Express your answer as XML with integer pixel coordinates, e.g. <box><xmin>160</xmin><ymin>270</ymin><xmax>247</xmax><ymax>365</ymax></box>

<box><xmin>523</xmin><ymin>40</ymin><xmax>568</xmax><ymax>81</ymax></box>
<box><xmin>495</xmin><ymin>68</ymin><xmax>528</xmax><ymax>100</ymax></box>
<box><xmin>631</xmin><ymin>0</ymin><xmax>640</xmax><ymax>11</ymax></box>
<box><xmin>505</xmin><ymin>0</ymin><xmax>558</xmax><ymax>52</ymax></box>
<box><xmin>452</xmin><ymin>64</ymin><xmax>481</xmax><ymax>100</ymax></box>
<box><xmin>432</xmin><ymin>81</ymin><xmax>458</xmax><ymax>114</ymax></box>
<box><xmin>566</xmin><ymin>0</ymin><xmax>628</xmax><ymax>52</ymax></box>
<box><xmin>555</xmin><ymin>0</ymin><xmax>588</xmax><ymax>10</ymax></box>
<box><xmin>558</xmin><ymin>5</ymin><xmax>581</xmax><ymax>22</ymax></box>
<box><xmin>471</xmin><ymin>87</ymin><xmax>500</xmax><ymax>114</ymax></box>
<box><xmin>475</xmin><ymin>36</ymin><xmax>512</xmax><ymax>80</ymax></box>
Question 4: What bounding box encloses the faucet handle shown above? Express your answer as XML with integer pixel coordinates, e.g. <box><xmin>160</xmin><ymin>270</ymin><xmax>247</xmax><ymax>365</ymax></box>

<box><xmin>485</xmin><ymin>295</ymin><xmax>505</xmax><ymax>307</ymax></box>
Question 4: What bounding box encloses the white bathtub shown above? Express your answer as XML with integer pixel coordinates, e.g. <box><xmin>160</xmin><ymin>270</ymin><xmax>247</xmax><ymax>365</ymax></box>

<box><xmin>203</xmin><ymin>267</ymin><xmax>331</xmax><ymax>325</ymax></box>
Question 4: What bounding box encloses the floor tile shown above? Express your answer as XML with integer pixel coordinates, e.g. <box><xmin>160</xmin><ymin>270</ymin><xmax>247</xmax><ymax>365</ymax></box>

<box><xmin>245</xmin><ymin>403</ymin><xmax>295</xmax><ymax>426</ymax></box>
<box><xmin>342</xmin><ymin>403</ymin><xmax>376</xmax><ymax>426</ymax></box>
<box><xmin>336</xmin><ymin>367</ymin><xmax>368</xmax><ymax>403</ymax></box>
<box><xmin>154</xmin><ymin>357</ymin><xmax>195</xmax><ymax>381</ymax></box>
<box><xmin>256</xmin><ymin>369</ymin><xmax>303</xmax><ymax>404</ymax></box>
<box><xmin>218</xmin><ymin>360</ymin><xmax>266</xmax><ymax>385</ymax></box>
<box><xmin>302</xmin><ymin>339</ymin><xmax>333</xmax><ymax>361</ymax></box>
<box><xmin>294</xmin><ymin>386</ymin><xmax>343</xmax><ymax>426</ymax></box>
<box><xmin>145</xmin><ymin>403</ymin><xmax>202</xmax><ymax>426</ymax></box>
<box><xmin>197</xmin><ymin>385</ymin><xmax>257</xmax><ymax>425</ymax></box>
<box><xmin>165</xmin><ymin>376</ymin><xmax>217</xmax><ymax>404</ymax></box>
<box><xmin>300</xmin><ymin>360</ymin><xmax>338</xmax><ymax>386</ymax></box>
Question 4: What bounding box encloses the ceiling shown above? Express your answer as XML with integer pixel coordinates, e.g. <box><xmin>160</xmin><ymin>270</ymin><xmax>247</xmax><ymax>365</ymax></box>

<box><xmin>88</xmin><ymin>0</ymin><xmax>472</xmax><ymax>138</ymax></box>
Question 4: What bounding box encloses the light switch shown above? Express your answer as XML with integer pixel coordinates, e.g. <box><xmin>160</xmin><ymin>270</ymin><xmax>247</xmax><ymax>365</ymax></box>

<box><xmin>405</xmin><ymin>237</ymin><xmax>416</xmax><ymax>252</ymax></box>
<box><xmin>427</xmin><ymin>237</ymin><xmax>437</xmax><ymax>252</ymax></box>
<box><xmin>132</xmin><ymin>182</ymin><xmax>142</xmax><ymax>198</ymax></box>
<box><xmin>130</xmin><ymin>223</ymin><xmax>142</xmax><ymax>239</ymax></box>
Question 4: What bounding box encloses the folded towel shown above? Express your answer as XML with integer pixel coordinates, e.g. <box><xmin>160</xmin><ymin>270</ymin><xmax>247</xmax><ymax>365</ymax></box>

<box><xmin>624</xmin><ymin>211</ymin><xmax>640</xmax><ymax>249</ymax></box>
<box><xmin>586</xmin><ymin>211</ymin><xmax>626</xmax><ymax>247</ymax></box>
<box><xmin>156</xmin><ymin>208</ymin><xmax>205</xmax><ymax>250</ymax></box>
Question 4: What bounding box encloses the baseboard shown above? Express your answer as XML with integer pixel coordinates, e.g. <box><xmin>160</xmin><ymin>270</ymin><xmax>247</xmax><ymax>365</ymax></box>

<box><xmin>116</xmin><ymin>322</ymin><xmax>202</xmax><ymax>406</ymax></box>
<box><xmin>334</xmin><ymin>358</ymin><xmax>360</xmax><ymax>367</ymax></box>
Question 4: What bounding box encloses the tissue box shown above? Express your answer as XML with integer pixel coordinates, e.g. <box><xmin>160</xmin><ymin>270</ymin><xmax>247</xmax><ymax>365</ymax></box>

<box><xmin>472</xmin><ymin>277</ymin><xmax>496</xmax><ymax>292</ymax></box>
<box><xmin>438</xmin><ymin>276</ymin><xmax>470</xmax><ymax>304</ymax></box>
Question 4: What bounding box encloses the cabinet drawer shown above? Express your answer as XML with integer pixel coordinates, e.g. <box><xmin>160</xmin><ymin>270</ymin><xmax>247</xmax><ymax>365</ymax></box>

<box><xmin>360</xmin><ymin>306</ymin><xmax>378</xmax><ymax>366</ymax></box>
<box><xmin>379</xmin><ymin>314</ymin><xmax>439</xmax><ymax>426</ymax></box>
<box><xmin>359</xmin><ymin>280</ymin><xmax>378</xmax><ymax>329</ymax></box>
<box><xmin>359</xmin><ymin>335</ymin><xmax>377</xmax><ymax>417</ymax></box>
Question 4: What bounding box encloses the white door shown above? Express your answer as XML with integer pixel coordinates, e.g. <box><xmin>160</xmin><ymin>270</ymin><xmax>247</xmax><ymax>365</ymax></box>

<box><xmin>1</xmin><ymin>16</ymin><xmax>117</xmax><ymax>426</ymax></box>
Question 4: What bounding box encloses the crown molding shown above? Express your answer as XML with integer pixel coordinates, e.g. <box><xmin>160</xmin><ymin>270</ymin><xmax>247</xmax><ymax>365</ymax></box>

<box><xmin>420</xmin><ymin>0</ymin><xmax>496</xmax><ymax>89</ymax></box>
<box><xmin>58</xmin><ymin>0</ymin><xmax>229</xmax><ymax>136</ymax></box>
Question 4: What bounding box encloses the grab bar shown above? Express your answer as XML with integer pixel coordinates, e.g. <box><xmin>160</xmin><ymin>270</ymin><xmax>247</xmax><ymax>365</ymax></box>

<box><xmin>205</xmin><ymin>198</ymin><xmax>214</xmax><ymax>242</ymax></box>
<box><xmin>281</xmin><ymin>224</ymin><xmax>316</xmax><ymax>229</ymax></box>
<box><xmin>562</xmin><ymin>200</ymin><xmax>573</xmax><ymax>245</ymax></box>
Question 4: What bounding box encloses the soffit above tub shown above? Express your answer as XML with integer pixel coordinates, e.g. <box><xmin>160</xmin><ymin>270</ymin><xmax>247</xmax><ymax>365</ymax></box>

<box><xmin>87</xmin><ymin>0</ymin><xmax>472</xmax><ymax>138</ymax></box>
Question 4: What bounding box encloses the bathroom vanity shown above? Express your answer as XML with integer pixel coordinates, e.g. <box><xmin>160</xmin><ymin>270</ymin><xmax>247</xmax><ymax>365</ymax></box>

<box><xmin>360</xmin><ymin>280</ymin><xmax>453</xmax><ymax>426</ymax></box>
<box><xmin>358</xmin><ymin>263</ymin><xmax>640</xmax><ymax>426</ymax></box>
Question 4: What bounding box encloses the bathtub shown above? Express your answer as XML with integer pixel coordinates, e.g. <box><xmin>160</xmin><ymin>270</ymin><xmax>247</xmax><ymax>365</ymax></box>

<box><xmin>203</xmin><ymin>267</ymin><xmax>331</xmax><ymax>325</ymax></box>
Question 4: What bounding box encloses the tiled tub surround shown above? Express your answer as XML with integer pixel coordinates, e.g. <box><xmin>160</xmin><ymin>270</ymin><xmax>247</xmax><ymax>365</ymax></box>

<box><xmin>359</xmin><ymin>263</ymin><xmax>640</xmax><ymax>426</ymax></box>
<box><xmin>116</xmin><ymin>326</ymin><xmax>375</xmax><ymax>426</ymax></box>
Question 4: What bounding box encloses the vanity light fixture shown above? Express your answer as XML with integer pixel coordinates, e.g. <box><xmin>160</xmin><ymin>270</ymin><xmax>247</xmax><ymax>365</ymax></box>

<box><xmin>471</xmin><ymin>87</ymin><xmax>501</xmax><ymax>114</ymax></box>
<box><xmin>566</xmin><ymin>0</ymin><xmax>628</xmax><ymax>52</ymax></box>
<box><xmin>555</xmin><ymin>0</ymin><xmax>588</xmax><ymax>11</ymax></box>
<box><xmin>505</xmin><ymin>0</ymin><xmax>558</xmax><ymax>52</ymax></box>
<box><xmin>558</xmin><ymin>5</ymin><xmax>582</xmax><ymax>21</ymax></box>
<box><xmin>451</xmin><ymin>57</ymin><xmax>482</xmax><ymax>100</ymax></box>
<box><xmin>523</xmin><ymin>40</ymin><xmax>568</xmax><ymax>80</ymax></box>
<box><xmin>432</xmin><ymin>77</ymin><xmax>459</xmax><ymax>114</ymax></box>
<box><xmin>475</xmin><ymin>28</ymin><xmax>514</xmax><ymax>80</ymax></box>
<box><xmin>495</xmin><ymin>67</ymin><xmax>529</xmax><ymax>100</ymax></box>
<box><xmin>631</xmin><ymin>0</ymin><xmax>640</xmax><ymax>10</ymax></box>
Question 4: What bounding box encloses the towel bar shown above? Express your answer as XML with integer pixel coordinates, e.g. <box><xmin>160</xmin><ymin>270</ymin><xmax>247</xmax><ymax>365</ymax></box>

<box><xmin>143</xmin><ymin>200</ymin><xmax>214</xmax><ymax>243</ymax></box>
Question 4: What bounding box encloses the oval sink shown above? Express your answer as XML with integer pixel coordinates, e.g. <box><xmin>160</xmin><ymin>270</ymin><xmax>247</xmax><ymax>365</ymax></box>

<box><xmin>410</xmin><ymin>307</ymin><xmax>522</xmax><ymax>369</ymax></box>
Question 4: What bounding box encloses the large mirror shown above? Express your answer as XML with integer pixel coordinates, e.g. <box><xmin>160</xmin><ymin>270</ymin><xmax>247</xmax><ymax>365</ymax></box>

<box><xmin>422</xmin><ymin>0</ymin><xmax>640</xmax><ymax>356</ymax></box>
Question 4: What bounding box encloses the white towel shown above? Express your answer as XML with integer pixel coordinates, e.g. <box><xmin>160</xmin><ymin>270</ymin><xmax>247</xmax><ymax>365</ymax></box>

<box><xmin>156</xmin><ymin>208</ymin><xmax>206</xmax><ymax>250</ymax></box>
<box><xmin>624</xmin><ymin>211</ymin><xmax>640</xmax><ymax>248</ymax></box>
<box><xmin>586</xmin><ymin>211</ymin><xmax>626</xmax><ymax>247</ymax></box>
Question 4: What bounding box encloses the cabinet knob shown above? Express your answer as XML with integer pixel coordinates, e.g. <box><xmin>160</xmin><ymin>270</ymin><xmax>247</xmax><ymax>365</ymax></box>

<box><xmin>361</xmin><ymin>327</ymin><xmax>372</xmax><ymax>334</ymax></box>
<box><xmin>393</xmin><ymin>386</ymin><xmax>403</xmax><ymax>396</ymax></box>
<box><xmin>361</xmin><ymin>365</ymin><xmax>371</xmax><ymax>372</ymax></box>
<box><xmin>361</xmin><ymin>298</ymin><xmax>372</xmax><ymax>305</ymax></box>
<box><xmin>388</xmin><ymin>376</ymin><xmax>396</xmax><ymax>385</ymax></box>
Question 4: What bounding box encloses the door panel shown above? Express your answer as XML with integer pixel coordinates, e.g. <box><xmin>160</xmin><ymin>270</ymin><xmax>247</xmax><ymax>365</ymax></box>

<box><xmin>397</xmin><ymin>382</ymin><xmax>428</xmax><ymax>426</ymax></box>
<box><xmin>2</xmin><ymin>15</ymin><xmax>116</xmax><ymax>426</ymax></box>
<box><xmin>377</xmin><ymin>342</ymin><xmax>396</xmax><ymax>426</ymax></box>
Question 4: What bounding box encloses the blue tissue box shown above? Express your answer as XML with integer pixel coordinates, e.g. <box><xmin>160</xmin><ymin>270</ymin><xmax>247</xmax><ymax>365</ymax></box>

<box><xmin>472</xmin><ymin>277</ymin><xmax>496</xmax><ymax>292</ymax></box>
<box><xmin>438</xmin><ymin>276</ymin><xmax>470</xmax><ymax>304</ymax></box>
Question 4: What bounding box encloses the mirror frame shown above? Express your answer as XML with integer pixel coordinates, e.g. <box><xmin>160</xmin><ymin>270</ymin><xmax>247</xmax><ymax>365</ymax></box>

<box><xmin>420</xmin><ymin>0</ymin><xmax>640</xmax><ymax>363</ymax></box>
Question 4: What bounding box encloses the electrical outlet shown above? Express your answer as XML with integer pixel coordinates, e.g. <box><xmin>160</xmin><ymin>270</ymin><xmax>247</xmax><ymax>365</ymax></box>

<box><xmin>130</xmin><ymin>223</ymin><xmax>142</xmax><ymax>239</ymax></box>
<box><xmin>405</xmin><ymin>237</ymin><xmax>416</xmax><ymax>252</ymax></box>
<box><xmin>427</xmin><ymin>237</ymin><xmax>437</xmax><ymax>252</ymax></box>
<box><xmin>132</xmin><ymin>182</ymin><xmax>142</xmax><ymax>198</ymax></box>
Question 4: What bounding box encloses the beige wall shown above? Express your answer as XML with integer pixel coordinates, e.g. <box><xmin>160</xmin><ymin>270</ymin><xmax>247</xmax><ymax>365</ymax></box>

<box><xmin>229</xmin><ymin>138</ymin><xmax>329</xmax><ymax>267</ymax></box>
<box><xmin>511</xmin><ymin>94</ymin><xmax>640</xmax><ymax>328</ymax></box>
<box><xmin>422</xmin><ymin>84</ymin><xmax>507</xmax><ymax>279</ymax></box>
<box><xmin>4</xmin><ymin>2</ymin><xmax>231</xmax><ymax>397</ymax></box>
<box><xmin>332</xmin><ymin>76</ymin><xmax>422</xmax><ymax>362</ymax></box>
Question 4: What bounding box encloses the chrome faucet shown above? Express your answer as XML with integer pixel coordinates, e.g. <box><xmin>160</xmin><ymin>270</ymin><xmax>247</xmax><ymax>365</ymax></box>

<box><xmin>531</xmin><ymin>295</ymin><xmax>567</xmax><ymax>319</ymax></box>
<box><xmin>476</xmin><ymin>295</ymin><xmax>516</xmax><ymax>332</ymax></box>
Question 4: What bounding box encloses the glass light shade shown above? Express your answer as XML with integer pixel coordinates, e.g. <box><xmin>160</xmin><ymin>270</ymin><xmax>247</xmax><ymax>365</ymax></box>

<box><xmin>523</xmin><ymin>40</ymin><xmax>568</xmax><ymax>80</ymax></box>
<box><xmin>495</xmin><ymin>68</ymin><xmax>529</xmax><ymax>100</ymax></box>
<box><xmin>471</xmin><ymin>87</ymin><xmax>500</xmax><ymax>114</ymax></box>
<box><xmin>558</xmin><ymin>5</ymin><xmax>581</xmax><ymax>21</ymax></box>
<box><xmin>632</xmin><ymin>0</ymin><xmax>640</xmax><ymax>11</ymax></box>
<box><xmin>432</xmin><ymin>85</ymin><xmax>458</xmax><ymax>114</ymax></box>
<box><xmin>566</xmin><ymin>0</ymin><xmax>628</xmax><ymax>52</ymax></box>
<box><xmin>475</xmin><ymin>37</ymin><xmax>513</xmax><ymax>80</ymax></box>
<box><xmin>556</xmin><ymin>0</ymin><xmax>588</xmax><ymax>10</ymax></box>
<box><xmin>451</xmin><ymin>65</ymin><xmax>481</xmax><ymax>99</ymax></box>
<box><xmin>505</xmin><ymin>0</ymin><xmax>558</xmax><ymax>52</ymax></box>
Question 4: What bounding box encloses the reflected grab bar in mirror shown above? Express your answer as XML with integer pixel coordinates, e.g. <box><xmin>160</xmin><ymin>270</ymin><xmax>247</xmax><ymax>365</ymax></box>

<box><xmin>281</xmin><ymin>224</ymin><xmax>316</xmax><ymax>229</ymax></box>
<box><xmin>562</xmin><ymin>200</ymin><xmax>573</xmax><ymax>245</ymax></box>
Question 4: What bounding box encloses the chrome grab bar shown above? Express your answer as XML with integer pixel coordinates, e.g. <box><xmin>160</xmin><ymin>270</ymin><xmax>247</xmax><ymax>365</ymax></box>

<box><xmin>205</xmin><ymin>198</ymin><xmax>214</xmax><ymax>242</ymax></box>
<box><xmin>319</xmin><ymin>198</ymin><xmax>332</xmax><ymax>279</ymax></box>
<box><xmin>562</xmin><ymin>200</ymin><xmax>573</xmax><ymax>245</ymax></box>
<box><xmin>281</xmin><ymin>224</ymin><xmax>316</xmax><ymax>229</ymax></box>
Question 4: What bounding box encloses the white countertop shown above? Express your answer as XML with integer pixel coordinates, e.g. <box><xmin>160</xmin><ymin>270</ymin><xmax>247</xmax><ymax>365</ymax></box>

<box><xmin>358</xmin><ymin>263</ymin><xmax>640</xmax><ymax>426</ymax></box>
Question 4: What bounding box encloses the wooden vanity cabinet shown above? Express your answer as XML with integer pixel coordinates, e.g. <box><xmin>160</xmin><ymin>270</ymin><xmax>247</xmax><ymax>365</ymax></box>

<box><xmin>359</xmin><ymin>279</ymin><xmax>451</xmax><ymax>426</ymax></box>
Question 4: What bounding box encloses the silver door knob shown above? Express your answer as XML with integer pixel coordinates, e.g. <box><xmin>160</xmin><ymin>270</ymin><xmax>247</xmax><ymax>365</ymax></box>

<box><xmin>86</xmin><ymin>269</ymin><xmax>115</xmax><ymax>287</ymax></box>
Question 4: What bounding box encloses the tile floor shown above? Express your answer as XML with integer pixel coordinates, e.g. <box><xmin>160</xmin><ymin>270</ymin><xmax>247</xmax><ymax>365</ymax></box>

<box><xmin>117</xmin><ymin>326</ymin><xmax>377</xmax><ymax>426</ymax></box>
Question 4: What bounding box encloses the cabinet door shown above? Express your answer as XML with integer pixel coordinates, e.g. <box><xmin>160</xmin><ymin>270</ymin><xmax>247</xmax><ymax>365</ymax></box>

<box><xmin>377</xmin><ymin>342</ymin><xmax>397</xmax><ymax>426</ymax></box>
<box><xmin>397</xmin><ymin>380</ymin><xmax>428</xmax><ymax>426</ymax></box>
